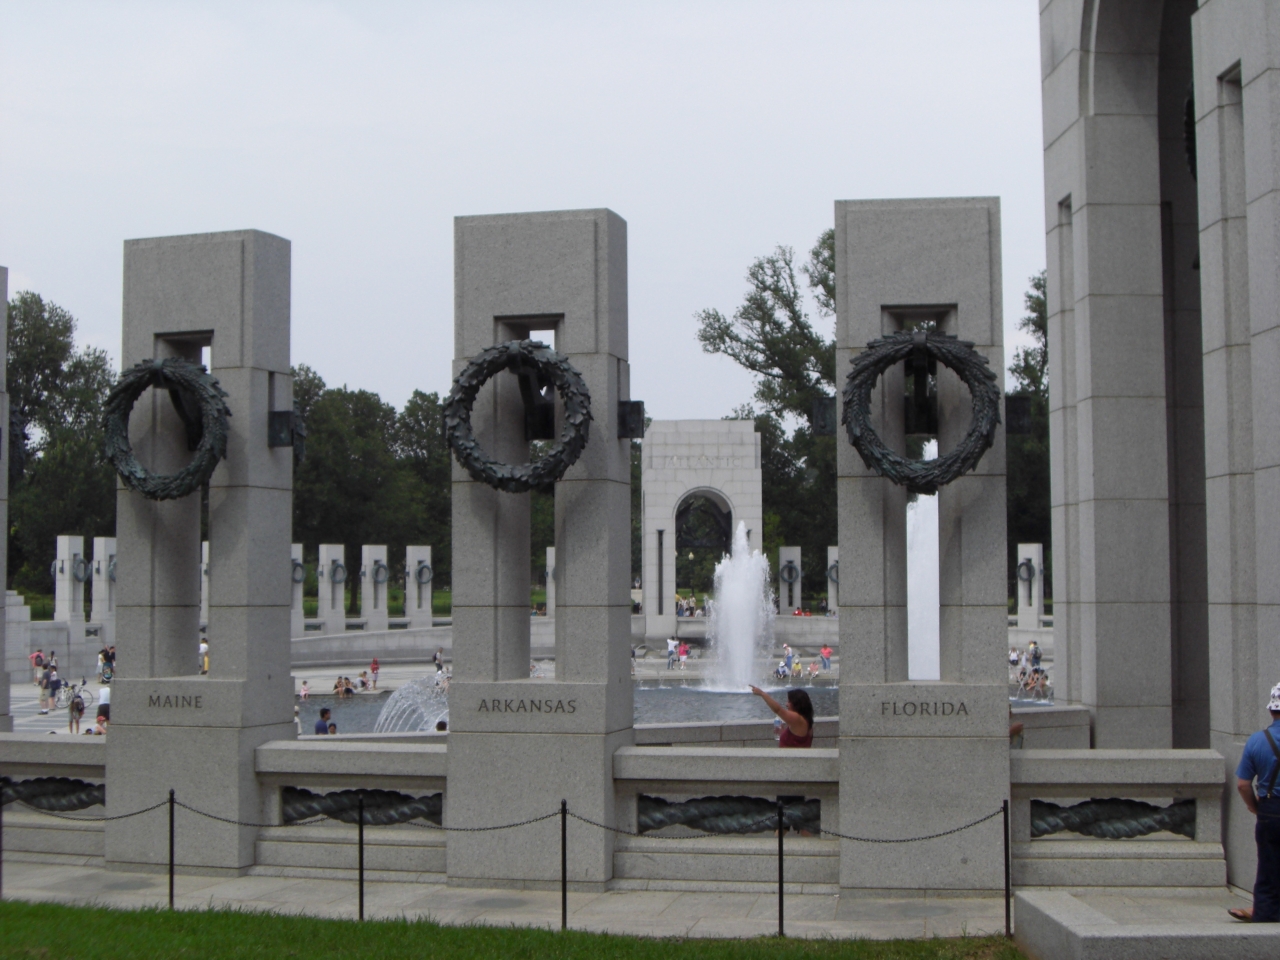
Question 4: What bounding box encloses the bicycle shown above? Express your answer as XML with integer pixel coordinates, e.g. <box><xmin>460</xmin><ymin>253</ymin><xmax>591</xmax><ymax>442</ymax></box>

<box><xmin>55</xmin><ymin>678</ymin><xmax>96</xmax><ymax>711</ymax></box>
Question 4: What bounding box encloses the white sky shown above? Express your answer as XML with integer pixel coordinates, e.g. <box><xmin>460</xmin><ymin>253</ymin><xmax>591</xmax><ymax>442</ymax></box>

<box><xmin>0</xmin><ymin>1</ymin><xmax>1044</xmax><ymax>417</ymax></box>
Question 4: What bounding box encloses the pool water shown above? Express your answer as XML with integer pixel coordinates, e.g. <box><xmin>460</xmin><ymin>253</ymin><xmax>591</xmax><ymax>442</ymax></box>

<box><xmin>297</xmin><ymin>683</ymin><xmax>840</xmax><ymax>734</ymax></box>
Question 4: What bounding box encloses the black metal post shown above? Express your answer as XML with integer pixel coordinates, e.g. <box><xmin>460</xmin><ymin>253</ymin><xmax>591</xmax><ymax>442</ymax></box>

<box><xmin>777</xmin><ymin>798</ymin><xmax>784</xmax><ymax>937</ymax></box>
<box><xmin>1003</xmin><ymin>799</ymin><xmax>1011</xmax><ymax>938</ymax></box>
<box><xmin>560</xmin><ymin>799</ymin><xmax>568</xmax><ymax>931</ymax></box>
<box><xmin>358</xmin><ymin>796</ymin><xmax>365</xmax><ymax>922</ymax></box>
<box><xmin>168</xmin><ymin>789</ymin><xmax>175</xmax><ymax>910</ymax></box>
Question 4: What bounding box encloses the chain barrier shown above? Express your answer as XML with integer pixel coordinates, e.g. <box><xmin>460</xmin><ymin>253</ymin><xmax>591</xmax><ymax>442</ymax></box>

<box><xmin>403</xmin><ymin>811</ymin><xmax>560</xmax><ymax>833</ymax></box>
<box><xmin>1</xmin><ymin>783</ymin><xmax>1012</xmax><ymax>939</ymax></box>
<box><xmin>567</xmin><ymin>809</ymin><xmax>783</xmax><ymax>839</ymax></box>
<box><xmin>174</xmin><ymin>801</ymin><xmax>328</xmax><ymax>830</ymax></box>
<box><xmin>818</xmin><ymin>807</ymin><xmax>1004</xmax><ymax>843</ymax></box>
<box><xmin>1</xmin><ymin>798</ymin><xmax>169</xmax><ymax>823</ymax></box>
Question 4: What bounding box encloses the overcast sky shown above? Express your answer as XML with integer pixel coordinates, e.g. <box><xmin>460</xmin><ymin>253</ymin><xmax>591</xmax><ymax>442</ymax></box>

<box><xmin>1</xmin><ymin>1</ymin><xmax>1044</xmax><ymax>418</ymax></box>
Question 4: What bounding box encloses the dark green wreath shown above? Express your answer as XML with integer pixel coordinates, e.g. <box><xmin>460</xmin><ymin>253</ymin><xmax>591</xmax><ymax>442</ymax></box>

<box><xmin>841</xmin><ymin>331</ymin><xmax>1000</xmax><ymax>496</ymax></box>
<box><xmin>444</xmin><ymin>340</ymin><xmax>591</xmax><ymax>493</ymax></box>
<box><xmin>103</xmin><ymin>358</ymin><xmax>231</xmax><ymax>501</ymax></box>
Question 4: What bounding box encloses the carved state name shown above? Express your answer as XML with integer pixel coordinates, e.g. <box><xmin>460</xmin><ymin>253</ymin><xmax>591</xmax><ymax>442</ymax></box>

<box><xmin>149</xmin><ymin>694</ymin><xmax>204</xmax><ymax>709</ymax></box>
<box><xmin>478</xmin><ymin>699</ymin><xmax>577</xmax><ymax>714</ymax></box>
<box><xmin>880</xmin><ymin>701</ymin><xmax>968</xmax><ymax>717</ymax></box>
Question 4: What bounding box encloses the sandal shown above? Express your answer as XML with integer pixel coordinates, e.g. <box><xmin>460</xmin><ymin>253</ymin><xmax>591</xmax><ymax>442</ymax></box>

<box><xmin>1228</xmin><ymin>908</ymin><xmax>1252</xmax><ymax>922</ymax></box>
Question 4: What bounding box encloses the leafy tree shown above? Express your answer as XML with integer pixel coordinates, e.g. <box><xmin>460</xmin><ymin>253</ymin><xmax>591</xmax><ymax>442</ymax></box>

<box><xmin>6</xmin><ymin>293</ymin><xmax>117</xmax><ymax>593</ymax></box>
<box><xmin>695</xmin><ymin>236</ymin><xmax>838</xmax><ymax>602</ymax></box>
<box><xmin>695</xmin><ymin>243</ymin><xmax>835</xmax><ymax>423</ymax></box>
<box><xmin>1007</xmin><ymin>271</ymin><xmax>1051</xmax><ymax>604</ymax></box>
<box><xmin>395</xmin><ymin>390</ymin><xmax>453</xmax><ymax>590</ymax></box>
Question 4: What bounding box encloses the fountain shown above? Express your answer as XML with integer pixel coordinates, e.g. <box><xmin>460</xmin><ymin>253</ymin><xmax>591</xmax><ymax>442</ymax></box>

<box><xmin>372</xmin><ymin>675</ymin><xmax>449</xmax><ymax>733</ymax></box>
<box><xmin>906</xmin><ymin>439</ymin><xmax>940</xmax><ymax>680</ymax></box>
<box><xmin>705</xmin><ymin>520</ymin><xmax>776</xmax><ymax>690</ymax></box>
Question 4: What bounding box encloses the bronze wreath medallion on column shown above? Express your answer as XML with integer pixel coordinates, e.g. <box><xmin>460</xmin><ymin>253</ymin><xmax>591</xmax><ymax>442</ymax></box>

<box><xmin>841</xmin><ymin>330</ymin><xmax>1001</xmax><ymax>496</ymax></box>
<box><xmin>103</xmin><ymin>357</ymin><xmax>231</xmax><ymax>501</ymax></box>
<box><xmin>444</xmin><ymin>339</ymin><xmax>592</xmax><ymax>493</ymax></box>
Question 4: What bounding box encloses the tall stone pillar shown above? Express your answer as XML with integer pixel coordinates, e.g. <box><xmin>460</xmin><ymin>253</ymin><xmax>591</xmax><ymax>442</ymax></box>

<box><xmin>545</xmin><ymin>546</ymin><xmax>556</xmax><ymax>617</ymax></box>
<box><xmin>91</xmin><ymin>536</ymin><xmax>117</xmax><ymax>650</ymax></box>
<box><xmin>836</xmin><ymin>198</ymin><xmax>1009</xmax><ymax>893</ymax></box>
<box><xmin>448</xmin><ymin>209</ymin><xmax>633</xmax><ymax>887</ymax></box>
<box><xmin>54</xmin><ymin>535</ymin><xmax>87</xmax><ymax>623</ymax></box>
<box><xmin>290</xmin><ymin>544</ymin><xmax>305</xmax><ymax>639</ymax></box>
<box><xmin>826</xmin><ymin>546</ymin><xmax>838</xmax><ymax>614</ymax></box>
<box><xmin>404</xmin><ymin>546</ymin><xmax>433</xmax><ymax>628</ymax></box>
<box><xmin>106</xmin><ymin>229</ymin><xmax>295</xmax><ymax>872</ymax></box>
<box><xmin>360</xmin><ymin>545</ymin><xmax>389</xmax><ymax>632</ymax></box>
<box><xmin>0</xmin><ymin>267</ymin><xmax>9</xmax><ymax>731</ymax></box>
<box><xmin>317</xmin><ymin>544</ymin><xmax>346</xmax><ymax>635</ymax></box>
<box><xmin>199</xmin><ymin>540</ymin><xmax>210</xmax><ymax>628</ymax></box>
<box><xmin>1191</xmin><ymin>0</ymin><xmax>1280</xmax><ymax>889</ymax></box>
<box><xmin>1015</xmin><ymin>544</ymin><xmax>1044</xmax><ymax>630</ymax></box>
<box><xmin>778</xmin><ymin>546</ymin><xmax>802</xmax><ymax>613</ymax></box>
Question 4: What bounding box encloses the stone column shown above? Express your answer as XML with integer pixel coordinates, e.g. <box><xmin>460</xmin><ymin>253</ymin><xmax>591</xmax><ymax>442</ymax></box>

<box><xmin>199</xmin><ymin>540</ymin><xmax>210</xmax><ymax>629</ymax></box>
<box><xmin>1015</xmin><ymin>544</ymin><xmax>1044</xmax><ymax>630</ymax></box>
<box><xmin>836</xmin><ymin>198</ymin><xmax>1009</xmax><ymax>893</ymax></box>
<box><xmin>106</xmin><ymin>229</ymin><xmax>295</xmax><ymax>872</ymax></box>
<box><xmin>545</xmin><ymin>546</ymin><xmax>556</xmax><ymax>618</ymax></box>
<box><xmin>91</xmin><ymin>537</ymin><xmax>118</xmax><ymax>651</ymax></box>
<box><xmin>826</xmin><ymin>546</ymin><xmax>839</xmax><ymax>614</ymax></box>
<box><xmin>448</xmin><ymin>209</ymin><xmax>633</xmax><ymax>887</ymax></box>
<box><xmin>404</xmin><ymin>546</ymin><xmax>433</xmax><ymax>628</ymax></box>
<box><xmin>290</xmin><ymin>544</ymin><xmax>305</xmax><ymax>639</ymax></box>
<box><xmin>1191</xmin><ymin>0</ymin><xmax>1280</xmax><ymax>889</ymax></box>
<box><xmin>54</xmin><ymin>536</ymin><xmax>87</xmax><ymax>623</ymax></box>
<box><xmin>0</xmin><ymin>267</ymin><xmax>9</xmax><ymax>731</ymax></box>
<box><xmin>778</xmin><ymin>546</ymin><xmax>802</xmax><ymax>613</ymax></box>
<box><xmin>317</xmin><ymin>544</ymin><xmax>346</xmax><ymax>635</ymax></box>
<box><xmin>360</xmin><ymin>545</ymin><xmax>389</xmax><ymax>632</ymax></box>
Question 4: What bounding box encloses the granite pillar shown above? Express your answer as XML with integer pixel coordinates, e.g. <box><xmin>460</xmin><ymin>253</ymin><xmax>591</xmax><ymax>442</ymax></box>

<box><xmin>317</xmin><ymin>544</ymin><xmax>346</xmax><ymax>635</ymax></box>
<box><xmin>448</xmin><ymin>209</ymin><xmax>633</xmax><ymax>887</ymax></box>
<box><xmin>545</xmin><ymin>546</ymin><xmax>556</xmax><ymax>618</ymax></box>
<box><xmin>1016</xmin><ymin>544</ymin><xmax>1044</xmax><ymax>630</ymax></box>
<box><xmin>105</xmin><ymin>229</ymin><xmax>295</xmax><ymax>873</ymax></box>
<box><xmin>360</xmin><ymin>544</ymin><xmax>389</xmax><ymax>632</ymax></box>
<box><xmin>290</xmin><ymin>544</ymin><xmax>305</xmax><ymax>639</ymax></box>
<box><xmin>54</xmin><ymin>535</ymin><xmax>87</xmax><ymax>623</ymax></box>
<box><xmin>404</xmin><ymin>546</ymin><xmax>433</xmax><ymax>628</ymax></box>
<box><xmin>836</xmin><ymin>197</ymin><xmax>1009</xmax><ymax>893</ymax></box>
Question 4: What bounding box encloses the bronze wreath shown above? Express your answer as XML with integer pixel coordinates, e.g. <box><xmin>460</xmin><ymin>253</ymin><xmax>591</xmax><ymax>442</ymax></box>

<box><xmin>841</xmin><ymin>331</ymin><xmax>1000</xmax><ymax>495</ymax></box>
<box><xmin>444</xmin><ymin>340</ymin><xmax>592</xmax><ymax>493</ymax></box>
<box><xmin>103</xmin><ymin>358</ymin><xmax>231</xmax><ymax>501</ymax></box>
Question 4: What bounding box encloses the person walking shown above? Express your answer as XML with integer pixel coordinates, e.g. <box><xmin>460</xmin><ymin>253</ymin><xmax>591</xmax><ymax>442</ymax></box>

<box><xmin>68</xmin><ymin>687</ymin><xmax>85</xmax><ymax>734</ymax></box>
<box><xmin>1230</xmin><ymin>681</ymin><xmax>1280</xmax><ymax>923</ymax></box>
<box><xmin>666</xmin><ymin>637</ymin><xmax>677</xmax><ymax>670</ymax></box>
<box><xmin>370</xmin><ymin>657</ymin><xmax>380</xmax><ymax>689</ymax></box>
<box><xmin>29</xmin><ymin>649</ymin><xmax>45</xmax><ymax>684</ymax></box>
<box><xmin>678</xmin><ymin>641</ymin><xmax>689</xmax><ymax>670</ymax></box>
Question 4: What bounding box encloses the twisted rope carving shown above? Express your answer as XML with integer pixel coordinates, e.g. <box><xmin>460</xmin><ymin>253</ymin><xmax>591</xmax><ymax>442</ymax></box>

<box><xmin>1</xmin><ymin>776</ymin><xmax>105</xmax><ymax>811</ymax></box>
<box><xmin>103</xmin><ymin>358</ymin><xmax>231</xmax><ymax>501</ymax></box>
<box><xmin>1030</xmin><ymin>797</ymin><xmax>1195</xmax><ymax>840</ymax></box>
<box><xmin>281</xmin><ymin>787</ymin><xmax>442</xmax><ymax>826</ymax></box>
<box><xmin>638</xmin><ymin>795</ymin><xmax>820</xmax><ymax>835</ymax></box>
<box><xmin>842</xmin><ymin>331</ymin><xmax>1001</xmax><ymax>495</ymax></box>
<box><xmin>444</xmin><ymin>340</ymin><xmax>591</xmax><ymax>493</ymax></box>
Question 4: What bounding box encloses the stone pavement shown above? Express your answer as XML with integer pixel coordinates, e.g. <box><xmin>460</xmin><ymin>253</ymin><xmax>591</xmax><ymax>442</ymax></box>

<box><xmin>0</xmin><ymin>859</ymin><xmax>1007</xmax><ymax>939</ymax></box>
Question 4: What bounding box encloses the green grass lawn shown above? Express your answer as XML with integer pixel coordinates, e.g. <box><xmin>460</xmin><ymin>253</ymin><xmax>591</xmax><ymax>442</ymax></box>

<box><xmin>0</xmin><ymin>902</ymin><xmax>1023</xmax><ymax>960</ymax></box>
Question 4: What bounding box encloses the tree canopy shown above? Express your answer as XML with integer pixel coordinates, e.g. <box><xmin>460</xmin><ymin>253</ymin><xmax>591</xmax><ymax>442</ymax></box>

<box><xmin>6</xmin><ymin>292</ymin><xmax>118</xmax><ymax>593</ymax></box>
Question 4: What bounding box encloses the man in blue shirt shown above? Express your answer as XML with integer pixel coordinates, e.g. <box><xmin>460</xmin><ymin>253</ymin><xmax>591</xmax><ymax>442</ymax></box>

<box><xmin>1230</xmin><ymin>682</ymin><xmax>1280</xmax><ymax>922</ymax></box>
<box><xmin>313</xmin><ymin>707</ymin><xmax>331</xmax><ymax>735</ymax></box>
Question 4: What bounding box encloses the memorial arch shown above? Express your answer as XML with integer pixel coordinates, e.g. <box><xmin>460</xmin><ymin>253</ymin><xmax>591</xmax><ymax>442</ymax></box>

<box><xmin>641</xmin><ymin>420</ymin><xmax>762</xmax><ymax>640</ymax></box>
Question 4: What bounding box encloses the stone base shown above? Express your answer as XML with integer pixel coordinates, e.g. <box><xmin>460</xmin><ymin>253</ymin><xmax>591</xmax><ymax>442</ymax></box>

<box><xmin>445</xmin><ymin>726</ymin><xmax>632</xmax><ymax>886</ymax></box>
<box><xmin>1015</xmin><ymin>890</ymin><xmax>1278</xmax><ymax>960</ymax></box>
<box><xmin>838</xmin><ymin>683</ymin><xmax>1009</xmax><ymax>892</ymax></box>
<box><xmin>104</xmin><ymin>677</ymin><xmax>293</xmax><ymax>872</ymax></box>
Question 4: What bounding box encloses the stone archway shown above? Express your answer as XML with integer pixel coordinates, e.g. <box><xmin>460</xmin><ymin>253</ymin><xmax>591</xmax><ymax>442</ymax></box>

<box><xmin>641</xmin><ymin>421</ymin><xmax>762</xmax><ymax>641</ymax></box>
